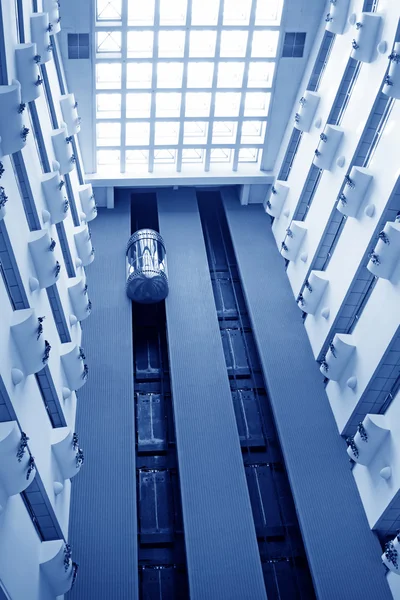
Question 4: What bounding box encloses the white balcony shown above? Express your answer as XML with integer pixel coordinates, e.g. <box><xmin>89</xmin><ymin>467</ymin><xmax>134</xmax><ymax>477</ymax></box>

<box><xmin>293</xmin><ymin>91</ymin><xmax>320</xmax><ymax>133</ymax></box>
<box><xmin>10</xmin><ymin>309</ymin><xmax>48</xmax><ymax>375</ymax></box>
<box><xmin>0</xmin><ymin>422</ymin><xmax>36</xmax><ymax>502</ymax></box>
<box><xmin>0</xmin><ymin>84</ymin><xmax>27</xmax><ymax>156</ymax></box>
<box><xmin>336</xmin><ymin>167</ymin><xmax>373</xmax><ymax>218</ymax></box>
<box><xmin>28</xmin><ymin>230</ymin><xmax>61</xmax><ymax>288</ymax></box>
<box><xmin>347</xmin><ymin>415</ymin><xmax>390</xmax><ymax>465</ymax></box>
<box><xmin>350</xmin><ymin>13</ymin><xmax>382</xmax><ymax>63</ymax></box>
<box><xmin>264</xmin><ymin>182</ymin><xmax>289</xmax><ymax>218</ymax></box>
<box><xmin>15</xmin><ymin>43</ymin><xmax>41</xmax><ymax>103</ymax></box>
<box><xmin>280</xmin><ymin>221</ymin><xmax>307</xmax><ymax>262</ymax></box>
<box><xmin>60</xmin><ymin>93</ymin><xmax>80</xmax><ymax>137</ymax></box>
<box><xmin>40</xmin><ymin>540</ymin><xmax>75</xmax><ymax>596</ymax></box>
<box><xmin>325</xmin><ymin>0</ymin><xmax>350</xmax><ymax>35</ymax></box>
<box><xmin>74</xmin><ymin>224</ymin><xmax>94</xmax><ymax>267</ymax></box>
<box><xmin>61</xmin><ymin>343</ymin><xmax>88</xmax><ymax>391</ymax></box>
<box><xmin>52</xmin><ymin>428</ymin><xmax>83</xmax><ymax>481</ymax></box>
<box><xmin>68</xmin><ymin>276</ymin><xmax>91</xmax><ymax>322</ymax></box>
<box><xmin>51</xmin><ymin>125</ymin><xmax>75</xmax><ymax>175</ymax></box>
<box><xmin>43</xmin><ymin>0</ymin><xmax>61</xmax><ymax>34</ymax></box>
<box><xmin>320</xmin><ymin>333</ymin><xmax>356</xmax><ymax>381</ymax></box>
<box><xmin>383</xmin><ymin>43</ymin><xmax>400</xmax><ymax>100</ymax></box>
<box><xmin>382</xmin><ymin>537</ymin><xmax>400</xmax><ymax>575</ymax></box>
<box><xmin>41</xmin><ymin>171</ymin><xmax>69</xmax><ymax>224</ymax></box>
<box><xmin>78</xmin><ymin>184</ymin><xmax>97</xmax><ymax>222</ymax></box>
<box><xmin>30</xmin><ymin>13</ymin><xmax>52</xmax><ymax>64</ymax></box>
<box><xmin>297</xmin><ymin>271</ymin><xmax>328</xmax><ymax>315</ymax></box>
<box><xmin>313</xmin><ymin>125</ymin><xmax>344</xmax><ymax>170</ymax></box>
<box><xmin>367</xmin><ymin>221</ymin><xmax>400</xmax><ymax>281</ymax></box>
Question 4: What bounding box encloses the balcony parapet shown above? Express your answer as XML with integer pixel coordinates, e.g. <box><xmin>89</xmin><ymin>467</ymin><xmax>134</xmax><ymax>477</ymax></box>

<box><xmin>264</xmin><ymin>182</ymin><xmax>289</xmax><ymax>218</ymax></box>
<box><xmin>40</xmin><ymin>540</ymin><xmax>78</xmax><ymax>596</ymax></box>
<box><xmin>383</xmin><ymin>43</ymin><xmax>400</xmax><ymax>100</ymax></box>
<box><xmin>313</xmin><ymin>125</ymin><xmax>344</xmax><ymax>171</ymax></box>
<box><xmin>78</xmin><ymin>184</ymin><xmax>97</xmax><ymax>222</ymax></box>
<box><xmin>350</xmin><ymin>13</ymin><xmax>382</xmax><ymax>63</ymax></box>
<box><xmin>337</xmin><ymin>167</ymin><xmax>373</xmax><ymax>218</ymax></box>
<box><xmin>30</xmin><ymin>13</ymin><xmax>52</xmax><ymax>64</ymax></box>
<box><xmin>60</xmin><ymin>93</ymin><xmax>80</xmax><ymax>137</ymax></box>
<box><xmin>320</xmin><ymin>333</ymin><xmax>355</xmax><ymax>381</ymax></box>
<box><xmin>325</xmin><ymin>0</ymin><xmax>350</xmax><ymax>35</ymax></box>
<box><xmin>294</xmin><ymin>91</ymin><xmax>320</xmax><ymax>133</ymax></box>
<box><xmin>61</xmin><ymin>343</ymin><xmax>88</xmax><ymax>391</ymax></box>
<box><xmin>51</xmin><ymin>125</ymin><xmax>75</xmax><ymax>175</ymax></box>
<box><xmin>0</xmin><ymin>422</ymin><xmax>36</xmax><ymax>504</ymax></box>
<box><xmin>41</xmin><ymin>171</ymin><xmax>69</xmax><ymax>224</ymax></box>
<box><xmin>280</xmin><ymin>221</ymin><xmax>307</xmax><ymax>262</ymax></box>
<box><xmin>367</xmin><ymin>221</ymin><xmax>400</xmax><ymax>281</ymax></box>
<box><xmin>346</xmin><ymin>415</ymin><xmax>390</xmax><ymax>466</ymax></box>
<box><xmin>15</xmin><ymin>43</ymin><xmax>42</xmax><ymax>103</ymax></box>
<box><xmin>68</xmin><ymin>276</ymin><xmax>91</xmax><ymax>322</ymax></box>
<box><xmin>297</xmin><ymin>271</ymin><xmax>328</xmax><ymax>315</ymax></box>
<box><xmin>0</xmin><ymin>84</ymin><xmax>27</xmax><ymax>156</ymax></box>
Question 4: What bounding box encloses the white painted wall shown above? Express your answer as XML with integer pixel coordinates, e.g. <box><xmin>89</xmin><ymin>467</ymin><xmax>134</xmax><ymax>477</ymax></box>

<box><xmin>0</xmin><ymin>0</ymin><xmax>90</xmax><ymax>596</ymax></box>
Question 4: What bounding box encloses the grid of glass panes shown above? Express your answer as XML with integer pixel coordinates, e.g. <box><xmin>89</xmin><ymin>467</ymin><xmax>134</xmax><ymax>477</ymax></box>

<box><xmin>95</xmin><ymin>0</ymin><xmax>283</xmax><ymax>172</ymax></box>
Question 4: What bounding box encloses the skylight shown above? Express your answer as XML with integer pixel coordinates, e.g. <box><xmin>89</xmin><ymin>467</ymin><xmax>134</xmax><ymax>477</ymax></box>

<box><xmin>95</xmin><ymin>0</ymin><xmax>283</xmax><ymax>174</ymax></box>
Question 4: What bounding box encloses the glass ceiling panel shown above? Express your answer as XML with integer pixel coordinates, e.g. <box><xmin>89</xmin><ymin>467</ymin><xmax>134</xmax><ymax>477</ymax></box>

<box><xmin>95</xmin><ymin>0</ymin><xmax>283</xmax><ymax>173</ymax></box>
<box><xmin>191</xmin><ymin>0</ymin><xmax>219</xmax><ymax>25</ymax></box>
<box><xmin>128</xmin><ymin>0</ymin><xmax>155</xmax><ymax>25</ymax></box>
<box><xmin>97</xmin><ymin>0</ymin><xmax>122</xmax><ymax>20</ymax></box>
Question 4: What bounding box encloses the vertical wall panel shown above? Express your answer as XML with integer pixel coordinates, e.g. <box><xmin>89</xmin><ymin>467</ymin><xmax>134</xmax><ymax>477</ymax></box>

<box><xmin>68</xmin><ymin>201</ymin><xmax>138</xmax><ymax>600</ymax></box>
<box><xmin>222</xmin><ymin>188</ymin><xmax>391</xmax><ymax>600</ymax></box>
<box><xmin>157</xmin><ymin>189</ymin><xmax>266</xmax><ymax>600</ymax></box>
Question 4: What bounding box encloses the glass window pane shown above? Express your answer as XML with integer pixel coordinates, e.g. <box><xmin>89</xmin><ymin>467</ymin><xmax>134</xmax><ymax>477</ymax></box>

<box><xmin>182</xmin><ymin>149</ymin><xmax>204</xmax><ymax>163</ymax></box>
<box><xmin>157</xmin><ymin>63</ymin><xmax>184</xmax><ymax>88</ymax></box>
<box><xmin>183</xmin><ymin>121</ymin><xmax>208</xmax><ymax>144</ymax></box>
<box><xmin>127</xmin><ymin>63</ymin><xmax>152</xmax><ymax>88</ymax></box>
<box><xmin>217</xmin><ymin>62</ymin><xmax>244</xmax><ymax>88</ymax></box>
<box><xmin>185</xmin><ymin>92</ymin><xmax>211</xmax><ymax>117</ymax></box>
<box><xmin>212</xmin><ymin>121</ymin><xmax>236</xmax><ymax>144</ymax></box>
<box><xmin>251</xmin><ymin>31</ymin><xmax>279</xmax><ymax>58</ymax></box>
<box><xmin>255</xmin><ymin>0</ymin><xmax>283</xmax><ymax>25</ymax></box>
<box><xmin>192</xmin><ymin>0</ymin><xmax>219</xmax><ymax>25</ymax></box>
<box><xmin>241</xmin><ymin>120</ymin><xmax>266</xmax><ymax>143</ymax></box>
<box><xmin>154</xmin><ymin>149</ymin><xmax>176</xmax><ymax>164</ymax></box>
<box><xmin>96</xmin><ymin>93</ymin><xmax>121</xmax><ymax>118</ymax></box>
<box><xmin>238</xmin><ymin>147</ymin><xmax>259</xmax><ymax>162</ymax></box>
<box><xmin>247</xmin><ymin>62</ymin><xmax>275</xmax><ymax>88</ymax></box>
<box><xmin>127</xmin><ymin>31</ymin><xmax>153</xmax><ymax>58</ymax></box>
<box><xmin>223</xmin><ymin>0</ymin><xmax>251</xmax><ymax>25</ymax></box>
<box><xmin>126</xmin><ymin>122</ymin><xmax>150</xmax><ymax>145</ymax></box>
<box><xmin>214</xmin><ymin>92</ymin><xmax>241</xmax><ymax>116</ymax></box>
<box><xmin>97</xmin><ymin>31</ymin><xmax>122</xmax><ymax>52</ymax></box>
<box><xmin>187</xmin><ymin>62</ymin><xmax>214</xmax><ymax>88</ymax></box>
<box><xmin>244</xmin><ymin>92</ymin><xmax>271</xmax><ymax>116</ymax></box>
<box><xmin>220</xmin><ymin>31</ymin><xmax>248</xmax><ymax>58</ymax></box>
<box><xmin>97</xmin><ymin>122</ymin><xmax>121</xmax><ymax>146</ymax></box>
<box><xmin>128</xmin><ymin>0</ymin><xmax>155</xmax><ymax>25</ymax></box>
<box><xmin>159</xmin><ymin>0</ymin><xmax>187</xmax><ymax>25</ymax></box>
<box><xmin>210</xmin><ymin>148</ymin><xmax>232</xmax><ymax>163</ymax></box>
<box><xmin>97</xmin><ymin>149</ymin><xmax>120</xmax><ymax>165</ymax></box>
<box><xmin>158</xmin><ymin>31</ymin><xmax>185</xmax><ymax>58</ymax></box>
<box><xmin>126</xmin><ymin>149</ymin><xmax>149</xmax><ymax>164</ymax></box>
<box><xmin>97</xmin><ymin>0</ymin><xmax>122</xmax><ymax>20</ymax></box>
<box><xmin>156</xmin><ymin>93</ymin><xmax>181</xmax><ymax>117</ymax></box>
<box><xmin>189</xmin><ymin>31</ymin><xmax>217</xmax><ymax>58</ymax></box>
<box><xmin>126</xmin><ymin>93</ymin><xmax>152</xmax><ymax>118</ymax></box>
<box><xmin>155</xmin><ymin>122</ymin><xmax>180</xmax><ymax>144</ymax></box>
<box><xmin>96</xmin><ymin>63</ymin><xmax>122</xmax><ymax>89</ymax></box>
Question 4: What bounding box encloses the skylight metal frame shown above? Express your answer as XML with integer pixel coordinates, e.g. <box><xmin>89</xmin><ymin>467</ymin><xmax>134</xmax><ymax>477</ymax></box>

<box><xmin>94</xmin><ymin>0</ymin><xmax>282</xmax><ymax>173</ymax></box>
